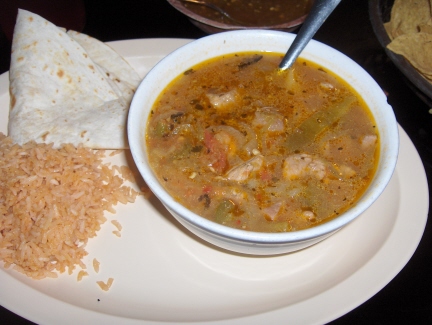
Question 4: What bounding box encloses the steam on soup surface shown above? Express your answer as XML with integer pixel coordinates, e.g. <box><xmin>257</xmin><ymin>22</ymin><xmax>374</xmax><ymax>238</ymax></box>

<box><xmin>146</xmin><ymin>53</ymin><xmax>379</xmax><ymax>232</ymax></box>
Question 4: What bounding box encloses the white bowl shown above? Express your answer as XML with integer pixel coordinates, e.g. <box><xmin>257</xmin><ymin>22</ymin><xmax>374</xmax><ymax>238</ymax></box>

<box><xmin>128</xmin><ymin>30</ymin><xmax>399</xmax><ymax>255</ymax></box>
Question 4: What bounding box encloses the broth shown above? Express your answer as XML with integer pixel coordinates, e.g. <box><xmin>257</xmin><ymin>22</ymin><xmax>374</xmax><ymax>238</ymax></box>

<box><xmin>183</xmin><ymin>0</ymin><xmax>313</xmax><ymax>26</ymax></box>
<box><xmin>146</xmin><ymin>52</ymin><xmax>379</xmax><ymax>232</ymax></box>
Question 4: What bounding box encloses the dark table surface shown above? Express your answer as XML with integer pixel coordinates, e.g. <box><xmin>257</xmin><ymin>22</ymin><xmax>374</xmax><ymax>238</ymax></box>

<box><xmin>0</xmin><ymin>0</ymin><xmax>431</xmax><ymax>324</ymax></box>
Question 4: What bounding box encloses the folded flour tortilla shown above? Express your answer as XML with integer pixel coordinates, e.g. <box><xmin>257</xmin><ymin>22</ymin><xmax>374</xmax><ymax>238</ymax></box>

<box><xmin>8</xmin><ymin>9</ymin><xmax>140</xmax><ymax>149</ymax></box>
<box><xmin>66</xmin><ymin>30</ymin><xmax>141</xmax><ymax>104</ymax></box>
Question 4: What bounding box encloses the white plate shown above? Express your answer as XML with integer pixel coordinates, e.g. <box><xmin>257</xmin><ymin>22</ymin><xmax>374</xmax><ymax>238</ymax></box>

<box><xmin>0</xmin><ymin>38</ymin><xmax>429</xmax><ymax>325</ymax></box>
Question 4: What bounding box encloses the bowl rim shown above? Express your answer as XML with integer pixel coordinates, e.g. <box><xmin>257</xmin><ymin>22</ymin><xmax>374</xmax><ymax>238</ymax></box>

<box><xmin>128</xmin><ymin>29</ymin><xmax>399</xmax><ymax>245</ymax></box>
<box><xmin>167</xmin><ymin>0</ymin><xmax>310</xmax><ymax>30</ymax></box>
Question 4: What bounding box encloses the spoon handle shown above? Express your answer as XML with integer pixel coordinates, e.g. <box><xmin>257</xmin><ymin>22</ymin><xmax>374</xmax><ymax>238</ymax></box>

<box><xmin>279</xmin><ymin>0</ymin><xmax>342</xmax><ymax>71</ymax></box>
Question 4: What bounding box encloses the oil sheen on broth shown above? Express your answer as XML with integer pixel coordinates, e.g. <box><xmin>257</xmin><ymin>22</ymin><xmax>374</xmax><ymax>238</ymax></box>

<box><xmin>146</xmin><ymin>53</ymin><xmax>379</xmax><ymax>233</ymax></box>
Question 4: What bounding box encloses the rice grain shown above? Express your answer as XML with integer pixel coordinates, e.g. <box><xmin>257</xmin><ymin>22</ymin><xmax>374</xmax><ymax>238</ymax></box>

<box><xmin>77</xmin><ymin>270</ymin><xmax>88</xmax><ymax>281</ymax></box>
<box><xmin>0</xmin><ymin>133</ymin><xmax>140</xmax><ymax>279</ymax></box>
<box><xmin>111</xmin><ymin>220</ymin><xmax>122</xmax><ymax>231</ymax></box>
<box><xmin>93</xmin><ymin>258</ymin><xmax>100</xmax><ymax>273</ymax></box>
<box><xmin>97</xmin><ymin>277</ymin><xmax>114</xmax><ymax>291</ymax></box>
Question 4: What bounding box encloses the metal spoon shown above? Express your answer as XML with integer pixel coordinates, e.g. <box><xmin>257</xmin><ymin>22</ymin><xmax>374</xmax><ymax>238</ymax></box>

<box><xmin>279</xmin><ymin>0</ymin><xmax>342</xmax><ymax>71</ymax></box>
<box><xmin>180</xmin><ymin>0</ymin><xmax>245</xmax><ymax>25</ymax></box>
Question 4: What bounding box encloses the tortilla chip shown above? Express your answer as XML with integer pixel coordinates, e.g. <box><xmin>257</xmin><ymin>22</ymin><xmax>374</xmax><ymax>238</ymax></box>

<box><xmin>387</xmin><ymin>32</ymin><xmax>432</xmax><ymax>76</ymax></box>
<box><xmin>419</xmin><ymin>20</ymin><xmax>432</xmax><ymax>34</ymax></box>
<box><xmin>384</xmin><ymin>0</ymin><xmax>432</xmax><ymax>85</ymax></box>
<box><xmin>384</xmin><ymin>21</ymin><xmax>394</xmax><ymax>39</ymax></box>
<box><xmin>8</xmin><ymin>9</ymin><xmax>139</xmax><ymax>149</ymax></box>
<box><xmin>386</xmin><ymin>0</ymin><xmax>432</xmax><ymax>40</ymax></box>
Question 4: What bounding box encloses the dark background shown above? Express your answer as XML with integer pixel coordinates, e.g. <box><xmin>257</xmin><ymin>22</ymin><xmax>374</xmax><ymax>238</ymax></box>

<box><xmin>0</xmin><ymin>0</ymin><xmax>431</xmax><ymax>324</ymax></box>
